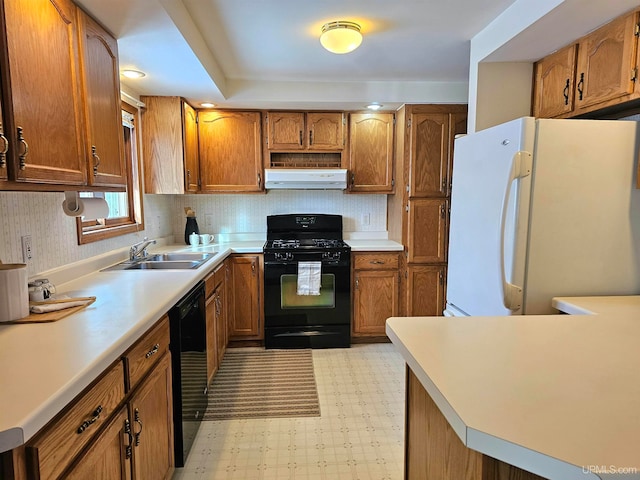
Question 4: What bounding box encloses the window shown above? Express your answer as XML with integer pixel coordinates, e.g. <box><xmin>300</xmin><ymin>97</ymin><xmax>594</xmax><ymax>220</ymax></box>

<box><xmin>76</xmin><ymin>101</ymin><xmax>144</xmax><ymax>244</ymax></box>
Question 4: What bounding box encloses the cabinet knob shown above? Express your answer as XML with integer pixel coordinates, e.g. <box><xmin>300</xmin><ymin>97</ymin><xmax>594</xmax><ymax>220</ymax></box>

<box><xmin>17</xmin><ymin>127</ymin><xmax>28</xmax><ymax>170</ymax></box>
<box><xmin>134</xmin><ymin>408</ymin><xmax>143</xmax><ymax>446</ymax></box>
<box><xmin>0</xmin><ymin>133</ymin><xmax>7</xmax><ymax>168</ymax></box>
<box><xmin>563</xmin><ymin>78</ymin><xmax>570</xmax><ymax>105</ymax></box>
<box><xmin>577</xmin><ymin>72</ymin><xmax>584</xmax><ymax>101</ymax></box>
<box><xmin>91</xmin><ymin>145</ymin><xmax>101</xmax><ymax>176</ymax></box>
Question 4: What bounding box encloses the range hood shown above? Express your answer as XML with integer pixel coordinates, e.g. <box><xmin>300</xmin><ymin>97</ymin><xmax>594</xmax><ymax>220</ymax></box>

<box><xmin>264</xmin><ymin>169</ymin><xmax>348</xmax><ymax>190</ymax></box>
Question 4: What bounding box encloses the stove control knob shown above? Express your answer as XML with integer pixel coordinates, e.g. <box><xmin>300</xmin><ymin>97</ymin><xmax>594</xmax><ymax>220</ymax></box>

<box><xmin>322</xmin><ymin>251</ymin><xmax>340</xmax><ymax>261</ymax></box>
<box><xmin>275</xmin><ymin>252</ymin><xmax>293</xmax><ymax>261</ymax></box>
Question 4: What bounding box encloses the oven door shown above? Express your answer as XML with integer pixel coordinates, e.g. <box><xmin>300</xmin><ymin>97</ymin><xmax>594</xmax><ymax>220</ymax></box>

<box><xmin>264</xmin><ymin>259</ymin><xmax>351</xmax><ymax>348</ymax></box>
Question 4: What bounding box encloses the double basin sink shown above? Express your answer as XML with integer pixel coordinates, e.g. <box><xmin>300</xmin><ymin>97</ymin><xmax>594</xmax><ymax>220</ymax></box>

<box><xmin>102</xmin><ymin>252</ymin><xmax>214</xmax><ymax>271</ymax></box>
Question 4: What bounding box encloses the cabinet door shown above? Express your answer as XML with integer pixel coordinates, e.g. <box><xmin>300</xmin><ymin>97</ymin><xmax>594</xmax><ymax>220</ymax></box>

<box><xmin>348</xmin><ymin>113</ymin><xmax>394</xmax><ymax>193</ymax></box>
<box><xmin>64</xmin><ymin>407</ymin><xmax>131</xmax><ymax>480</ymax></box>
<box><xmin>183</xmin><ymin>102</ymin><xmax>199</xmax><ymax>193</ymax></box>
<box><xmin>129</xmin><ymin>353</ymin><xmax>174</xmax><ymax>480</ymax></box>
<box><xmin>533</xmin><ymin>44</ymin><xmax>577</xmax><ymax>118</ymax></box>
<box><xmin>353</xmin><ymin>270</ymin><xmax>399</xmax><ymax>335</ymax></box>
<box><xmin>576</xmin><ymin>12</ymin><xmax>638</xmax><ymax>109</ymax></box>
<box><xmin>406</xmin><ymin>265</ymin><xmax>446</xmax><ymax>316</ymax></box>
<box><xmin>140</xmin><ymin>96</ymin><xmax>187</xmax><ymax>194</ymax></box>
<box><xmin>228</xmin><ymin>255</ymin><xmax>262</xmax><ymax>339</ymax></box>
<box><xmin>407</xmin><ymin>198</ymin><xmax>448</xmax><ymax>263</ymax></box>
<box><xmin>215</xmin><ymin>284</ymin><xmax>227</xmax><ymax>365</ymax></box>
<box><xmin>4</xmin><ymin>0</ymin><xmax>86</xmax><ymax>185</ymax></box>
<box><xmin>78</xmin><ymin>10</ymin><xmax>126</xmax><ymax>188</ymax></box>
<box><xmin>205</xmin><ymin>292</ymin><xmax>218</xmax><ymax>384</ymax></box>
<box><xmin>267</xmin><ymin>112</ymin><xmax>305</xmax><ymax>150</ymax></box>
<box><xmin>307</xmin><ymin>112</ymin><xmax>344</xmax><ymax>150</ymax></box>
<box><xmin>409</xmin><ymin>113</ymin><xmax>449</xmax><ymax>197</ymax></box>
<box><xmin>199</xmin><ymin>111</ymin><xmax>263</xmax><ymax>192</ymax></box>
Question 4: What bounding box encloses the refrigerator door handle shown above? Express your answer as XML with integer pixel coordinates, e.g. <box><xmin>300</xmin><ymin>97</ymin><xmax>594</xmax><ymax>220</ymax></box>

<box><xmin>499</xmin><ymin>151</ymin><xmax>532</xmax><ymax>311</ymax></box>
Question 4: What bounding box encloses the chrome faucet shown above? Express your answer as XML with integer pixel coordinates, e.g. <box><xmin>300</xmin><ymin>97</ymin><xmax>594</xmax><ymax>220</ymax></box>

<box><xmin>129</xmin><ymin>237</ymin><xmax>157</xmax><ymax>261</ymax></box>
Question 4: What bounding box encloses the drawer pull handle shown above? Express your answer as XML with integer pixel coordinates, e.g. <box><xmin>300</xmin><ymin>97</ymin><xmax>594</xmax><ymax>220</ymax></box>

<box><xmin>370</xmin><ymin>260</ymin><xmax>385</xmax><ymax>264</ymax></box>
<box><xmin>145</xmin><ymin>343</ymin><xmax>159</xmax><ymax>358</ymax></box>
<box><xmin>134</xmin><ymin>408</ymin><xmax>143</xmax><ymax>446</ymax></box>
<box><xmin>77</xmin><ymin>405</ymin><xmax>103</xmax><ymax>434</ymax></box>
<box><xmin>0</xmin><ymin>133</ymin><xmax>8</xmax><ymax>168</ymax></box>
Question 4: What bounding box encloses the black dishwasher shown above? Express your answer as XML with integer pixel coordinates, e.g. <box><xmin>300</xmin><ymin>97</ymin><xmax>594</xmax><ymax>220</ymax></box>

<box><xmin>169</xmin><ymin>281</ymin><xmax>207</xmax><ymax>467</ymax></box>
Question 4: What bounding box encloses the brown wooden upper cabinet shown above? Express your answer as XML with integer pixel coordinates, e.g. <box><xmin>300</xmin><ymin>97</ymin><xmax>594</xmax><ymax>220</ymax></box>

<box><xmin>2</xmin><ymin>0</ymin><xmax>87</xmax><ymax>186</ymax></box>
<box><xmin>78</xmin><ymin>10</ymin><xmax>126</xmax><ymax>188</ymax></box>
<box><xmin>199</xmin><ymin>110</ymin><xmax>263</xmax><ymax>193</ymax></box>
<box><xmin>266</xmin><ymin>111</ymin><xmax>345</xmax><ymax>151</ymax></box>
<box><xmin>533</xmin><ymin>44</ymin><xmax>578</xmax><ymax>119</ymax></box>
<box><xmin>141</xmin><ymin>96</ymin><xmax>199</xmax><ymax>194</ymax></box>
<box><xmin>408</xmin><ymin>113</ymin><xmax>450</xmax><ymax>198</ymax></box>
<box><xmin>0</xmin><ymin>0</ymin><xmax>126</xmax><ymax>190</ymax></box>
<box><xmin>533</xmin><ymin>9</ymin><xmax>640</xmax><ymax>118</ymax></box>
<box><xmin>348</xmin><ymin>112</ymin><xmax>395</xmax><ymax>193</ymax></box>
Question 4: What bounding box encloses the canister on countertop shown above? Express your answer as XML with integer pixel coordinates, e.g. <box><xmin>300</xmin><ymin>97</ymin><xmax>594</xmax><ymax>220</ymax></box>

<box><xmin>33</xmin><ymin>278</ymin><xmax>56</xmax><ymax>299</ymax></box>
<box><xmin>0</xmin><ymin>264</ymin><xmax>29</xmax><ymax>321</ymax></box>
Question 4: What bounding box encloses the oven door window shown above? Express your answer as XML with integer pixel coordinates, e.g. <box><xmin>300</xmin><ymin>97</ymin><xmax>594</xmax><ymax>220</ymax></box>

<box><xmin>280</xmin><ymin>274</ymin><xmax>335</xmax><ymax>308</ymax></box>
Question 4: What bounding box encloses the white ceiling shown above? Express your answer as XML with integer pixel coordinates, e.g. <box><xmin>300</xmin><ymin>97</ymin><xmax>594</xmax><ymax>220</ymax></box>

<box><xmin>76</xmin><ymin>0</ymin><xmax>640</xmax><ymax>110</ymax></box>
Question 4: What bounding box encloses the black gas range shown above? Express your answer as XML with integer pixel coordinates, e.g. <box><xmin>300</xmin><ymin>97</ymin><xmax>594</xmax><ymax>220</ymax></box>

<box><xmin>263</xmin><ymin>214</ymin><xmax>351</xmax><ymax>349</ymax></box>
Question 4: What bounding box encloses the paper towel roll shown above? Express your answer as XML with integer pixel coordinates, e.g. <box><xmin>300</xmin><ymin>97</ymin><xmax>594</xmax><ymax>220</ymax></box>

<box><xmin>0</xmin><ymin>264</ymin><xmax>29</xmax><ymax>322</ymax></box>
<box><xmin>62</xmin><ymin>197</ymin><xmax>109</xmax><ymax>220</ymax></box>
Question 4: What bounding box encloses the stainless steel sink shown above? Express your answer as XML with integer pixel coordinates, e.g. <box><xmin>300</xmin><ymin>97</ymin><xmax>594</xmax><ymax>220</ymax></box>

<box><xmin>101</xmin><ymin>252</ymin><xmax>214</xmax><ymax>271</ymax></box>
<box><xmin>146</xmin><ymin>253</ymin><xmax>213</xmax><ymax>262</ymax></box>
<box><xmin>125</xmin><ymin>261</ymin><xmax>203</xmax><ymax>270</ymax></box>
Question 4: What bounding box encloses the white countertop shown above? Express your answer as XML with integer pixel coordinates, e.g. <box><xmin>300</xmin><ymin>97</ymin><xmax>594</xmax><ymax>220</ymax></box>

<box><xmin>0</xmin><ymin>241</ymin><xmax>263</xmax><ymax>453</ymax></box>
<box><xmin>0</xmin><ymin>237</ymin><xmax>402</xmax><ymax>453</ymax></box>
<box><xmin>386</xmin><ymin>297</ymin><xmax>640</xmax><ymax>480</ymax></box>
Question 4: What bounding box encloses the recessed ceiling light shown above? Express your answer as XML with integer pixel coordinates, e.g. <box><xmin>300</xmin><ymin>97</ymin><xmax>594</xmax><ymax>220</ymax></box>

<box><xmin>121</xmin><ymin>69</ymin><xmax>146</xmax><ymax>79</ymax></box>
<box><xmin>200</xmin><ymin>102</ymin><xmax>216</xmax><ymax>108</ymax></box>
<box><xmin>320</xmin><ymin>21</ymin><xmax>363</xmax><ymax>54</ymax></box>
<box><xmin>366</xmin><ymin>103</ymin><xmax>383</xmax><ymax>110</ymax></box>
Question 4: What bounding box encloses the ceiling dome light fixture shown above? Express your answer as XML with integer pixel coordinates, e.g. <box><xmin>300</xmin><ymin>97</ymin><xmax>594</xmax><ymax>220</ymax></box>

<box><xmin>366</xmin><ymin>103</ymin><xmax>383</xmax><ymax>110</ymax></box>
<box><xmin>121</xmin><ymin>69</ymin><xmax>146</xmax><ymax>79</ymax></box>
<box><xmin>200</xmin><ymin>102</ymin><xmax>216</xmax><ymax>108</ymax></box>
<box><xmin>320</xmin><ymin>21</ymin><xmax>362</xmax><ymax>54</ymax></box>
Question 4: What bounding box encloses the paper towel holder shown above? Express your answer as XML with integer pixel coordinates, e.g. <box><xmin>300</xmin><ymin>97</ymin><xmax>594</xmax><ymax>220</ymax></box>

<box><xmin>62</xmin><ymin>191</ymin><xmax>110</xmax><ymax>221</ymax></box>
<box><xmin>63</xmin><ymin>191</ymin><xmax>82</xmax><ymax>215</ymax></box>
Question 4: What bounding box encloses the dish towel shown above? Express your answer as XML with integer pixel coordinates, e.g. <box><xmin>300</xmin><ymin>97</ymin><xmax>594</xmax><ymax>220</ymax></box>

<box><xmin>30</xmin><ymin>296</ymin><xmax>96</xmax><ymax>313</ymax></box>
<box><xmin>297</xmin><ymin>261</ymin><xmax>322</xmax><ymax>296</ymax></box>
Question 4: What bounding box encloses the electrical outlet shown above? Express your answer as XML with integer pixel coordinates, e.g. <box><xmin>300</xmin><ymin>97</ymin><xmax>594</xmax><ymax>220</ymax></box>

<box><xmin>21</xmin><ymin>235</ymin><xmax>33</xmax><ymax>262</ymax></box>
<box><xmin>205</xmin><ymin>213</ymin><xmax>214</xmax><ymax>230</ymax></box>
<box><xmin>361</xmin><ymin>213</ymin><xmax>370</xmax><ymax>226</ymax></box>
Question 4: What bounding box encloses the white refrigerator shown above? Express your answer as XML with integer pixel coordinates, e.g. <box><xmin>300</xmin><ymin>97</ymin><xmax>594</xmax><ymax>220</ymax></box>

<box><xmin>445</xmin><ymin>116</ymin><xmax>640</xmax><ymax>316</ymax></box>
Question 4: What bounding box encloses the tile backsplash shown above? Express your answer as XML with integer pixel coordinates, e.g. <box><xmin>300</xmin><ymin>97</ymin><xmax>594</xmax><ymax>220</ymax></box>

<box><xmin>0</xmin><ymin>190</ymin><xmax>385</xmax><ymax>276</ymax></box>
<box><xmin>0</xmin><ymin>192</ymin><xmax>173</xmax><ymax>276</ymax></box>
<box><xmin>170</xmin><ymin>191</ymin><xmax>387</xmax><ymax>238</ymax></box>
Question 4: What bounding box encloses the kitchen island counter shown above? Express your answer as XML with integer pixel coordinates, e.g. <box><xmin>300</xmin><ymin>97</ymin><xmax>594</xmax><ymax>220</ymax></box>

<box><xmin>0</xmin><ymin>240</ymin><xmax>263</xmax><ymax>453</ymax></box>
<box><xmin>386</xmin><ymin>297</ymin><xmax>640</xmax><ymax>479</ymax></box>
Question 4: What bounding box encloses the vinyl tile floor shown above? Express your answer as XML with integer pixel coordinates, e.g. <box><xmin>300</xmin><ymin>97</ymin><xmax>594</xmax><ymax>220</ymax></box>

<box><xmin>172</xmin><ymin>343</ymin><xmax>406</xmax><ymax>480</ymax></box>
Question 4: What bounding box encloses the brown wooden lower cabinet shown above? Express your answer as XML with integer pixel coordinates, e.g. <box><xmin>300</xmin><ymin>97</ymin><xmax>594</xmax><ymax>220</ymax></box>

<box><xmin>406</xmin><ymin>367</ymin><xmax>547</xmax><ymax>480</ymax></box>
<box><xmin>4</xmin><ymin>318</ymin><xmax>175</xmax><ymax>480</ymax></box>
<box><xmin>228</xmin><ymin>254</ymin><xmax>263</xmax><ymax>340</ymax></box>
<box><xmin>405</xmin><ymin>264</ymin><xmax>446</xmax><ymax>316</ymax></box>
<box><xmin>64</xmin><ymin>407</ymin><xmax>131</xmax><ymax>480</ymax></box>
<box><xmin>128</xmin><ymin>353</ymin><xmax>174</xmax><ymax>480</ymax></box>
<box><xmin>352</xmin><ymin>252</ymin><xmax>400</xmax><ymax>337</ymax></box>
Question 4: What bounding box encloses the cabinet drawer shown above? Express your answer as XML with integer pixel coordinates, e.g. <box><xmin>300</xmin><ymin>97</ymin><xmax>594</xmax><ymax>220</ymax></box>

<box><xmin>353</xmin><ymin>253</ymin><xmax>399</xmax><ymax>270</ymax></box>
<box><xmin>205</xmin><ymin>263</ymin><xmax>225</xmax><ymax>298</ymax></box>
<box><xmin>26</xmin><ymin>361</ymin><xmax>125</xmax><ymax>480</ymax></box>
<box><xmin>124</xmin><ymin>315</ymin><xmax>170</xmax><ymax>390</ymax></box>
